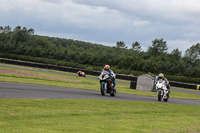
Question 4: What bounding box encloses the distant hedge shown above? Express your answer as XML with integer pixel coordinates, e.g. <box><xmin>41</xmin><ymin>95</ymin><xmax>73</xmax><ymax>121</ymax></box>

<box><xmin>166</xmin><ymin>75</ymin><xmax>200</xmax><ymax>84</ymax></box>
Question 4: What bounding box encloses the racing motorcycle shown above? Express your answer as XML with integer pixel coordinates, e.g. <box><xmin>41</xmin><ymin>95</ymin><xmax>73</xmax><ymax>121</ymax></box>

<box><xmin>98</xmin><ymin>70</ymin><xmax>116</xmax><ymax>96</ymax></box>
<box><xmin>77</xmin><ymin>71</ymin><xmax>86</xmax><ymax>77</ymax></box>
<box><xmin>156</xmin><ymin>79</ymin><xmax>169</xmax><ymax>102</ymax></box>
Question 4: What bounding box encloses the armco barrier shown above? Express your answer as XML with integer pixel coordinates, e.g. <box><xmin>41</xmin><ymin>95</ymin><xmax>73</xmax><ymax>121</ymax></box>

<box><xmin>169</xmin><ymin>81</ymin><xmax>197</xmax><ymax>90</ymax></box>
<box><xmin>116</xmin><ymin>74</ymin><xmax>137</xmax><ymax>81</ymax></box>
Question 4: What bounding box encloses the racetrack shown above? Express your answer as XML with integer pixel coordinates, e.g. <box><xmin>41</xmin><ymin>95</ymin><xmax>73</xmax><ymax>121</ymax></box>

<box><xmin>1</xmin><ymin>82</ymin><xmax>200</xmax><ymax>105</ymax></box>
<box><xmin>1</xmin><ymin>63</ymin><xmax>200</xmax><ymax>105</ymax></box>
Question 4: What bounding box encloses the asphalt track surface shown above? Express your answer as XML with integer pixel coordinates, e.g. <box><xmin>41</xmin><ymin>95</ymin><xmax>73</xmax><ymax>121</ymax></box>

<box><xmin>0</xmin><ymin>82</ymin><xmax>200</xmax><ymax>105</ymax></box>
<box><xmin>0</xmin><ymin>63</ymin><xmax>200</xmax><ymax>105</ymax></box>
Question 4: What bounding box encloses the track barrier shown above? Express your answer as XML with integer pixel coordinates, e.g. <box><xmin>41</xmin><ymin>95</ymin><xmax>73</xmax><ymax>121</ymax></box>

<box><xmin>197</xmin><ymin>85</ymin><xmax>200</xmax><ymax>90</ymax></box>
<box><xmin>130</xmin><ymin>81</ymin><xmax>137</xmax><ymax>89</ymax></box>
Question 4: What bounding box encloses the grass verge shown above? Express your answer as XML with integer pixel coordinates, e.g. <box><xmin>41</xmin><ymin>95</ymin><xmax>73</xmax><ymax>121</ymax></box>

<box><xmin>0</xmin><ymin>99</ymin><xmax>200</xmax><ymax>133</ymax></box>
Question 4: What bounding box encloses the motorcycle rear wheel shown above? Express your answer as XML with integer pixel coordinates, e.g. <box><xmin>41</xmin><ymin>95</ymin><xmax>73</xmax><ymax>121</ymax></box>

<box><xmin>110</xmin><ymin>90</ymin><xmax>116</xmax><ymax>96</ymax></box>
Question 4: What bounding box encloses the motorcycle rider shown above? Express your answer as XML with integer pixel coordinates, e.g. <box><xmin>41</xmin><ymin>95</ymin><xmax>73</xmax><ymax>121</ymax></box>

<box><xmin>77</xmin><ymin>70</ymin><xmax>85</xmax><ymax>77</ymax></box>
<box><xmin>155</xmin><ymin>73</ymin><xmax>170</xmax><ymax>91</ymax></box>
<box><xmin>101</xmin><ymin>65</ymin><xmax>116</xmax><ymax>90</ymax></box>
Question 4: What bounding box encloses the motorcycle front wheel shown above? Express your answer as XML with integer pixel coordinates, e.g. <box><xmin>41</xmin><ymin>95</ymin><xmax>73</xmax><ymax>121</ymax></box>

<box><xmin>158</xmin><ymin>91</ymin><xmax>162</xmax><ymax>101</ymax></box>
<box><xmin>163</xmin><ymin>98</ymin><xmax>168</xmax><ymax>102</ymax></box>
<box><xmin>163</xmin><ymin>93</ymin><xmax>169</xmax><ymax>102</ymax></box>
<box><xmin>100</xmin><ymin>82</ymin><xmax>106</xmax><ymax>96</ymax></box>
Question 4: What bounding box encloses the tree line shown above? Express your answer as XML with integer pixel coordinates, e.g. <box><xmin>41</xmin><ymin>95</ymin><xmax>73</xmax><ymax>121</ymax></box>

<box><xmin>0</xmin><ymin>25</ymin><xmax>200</xmax><ymax>83</ymax></box>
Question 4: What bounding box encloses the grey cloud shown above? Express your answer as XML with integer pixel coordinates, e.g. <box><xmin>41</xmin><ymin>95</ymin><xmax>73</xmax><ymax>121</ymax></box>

<box><xmin>0</xmin><ymin>0</ymin><xmax>200</xmax><ymax>53</ymax></box>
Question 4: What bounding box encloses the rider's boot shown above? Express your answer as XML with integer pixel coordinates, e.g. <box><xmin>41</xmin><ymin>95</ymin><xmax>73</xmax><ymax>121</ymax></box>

<box><xmin>113</xmin><ymin>83</ymin><xmax>116</xmax><ymax>90</ymax></box>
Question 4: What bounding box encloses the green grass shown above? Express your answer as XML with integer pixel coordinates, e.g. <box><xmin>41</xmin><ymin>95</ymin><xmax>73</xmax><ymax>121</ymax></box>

<box><xmin>0</xmin><ymin>99</ymin><xmax>200</xmax><ymax>133</ymax></box>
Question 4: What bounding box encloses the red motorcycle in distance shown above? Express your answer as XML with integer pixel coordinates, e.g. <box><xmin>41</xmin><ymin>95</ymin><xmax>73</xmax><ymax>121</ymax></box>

<box><xmin>77</xmin><ymin>71</ymin><xmax>86</xmax><ymax>77</ymax></box>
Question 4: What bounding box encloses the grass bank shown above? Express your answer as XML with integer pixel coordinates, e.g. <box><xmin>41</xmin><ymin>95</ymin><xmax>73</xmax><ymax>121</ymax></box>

<box><xmin>0</xmin><ymin>99</ymin><xmax>200</xmax><ymax>133</ymax></box>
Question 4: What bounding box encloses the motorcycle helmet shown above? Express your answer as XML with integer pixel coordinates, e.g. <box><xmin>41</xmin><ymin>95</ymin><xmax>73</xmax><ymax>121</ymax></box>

<box><xmin>104</xmin><ymin>65</ymin><xmax>110</xmax><ymax>71</ymax></box>
<box><xmin>158</xmin><ymin>73</ymin><xmax>164</xmax><ymax>78</ymax></box>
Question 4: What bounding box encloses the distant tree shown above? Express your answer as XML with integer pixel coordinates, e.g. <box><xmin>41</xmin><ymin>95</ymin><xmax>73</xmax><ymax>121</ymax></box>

<box><xmin>0</xmin><ymin>26</ymin><xmax>12</xmax><ymax>43</ymax></box>
<box><xmin>184</xmin><ymin>43</ymin><xmax>200</xmax><ymax>65</ymax></box>
<box><xmin>181</xmin><ymin>61</ymin><xmax>194</xmax><ymax>76</ymax></box>
<box><xmin>27</xmin><ymin>28</ymin><xmax>34</xmax><ymax>35</ymax></box>
<box><xmin>147</xmin><ymin>38</ymin><xmax>168</xmax><ymax>56</ymax></box>
<box><xmin>12</xmin><ymin>26</ymin><xmax>34</xmax><ymax>44</ymax></box>
<box><xmin>193</xmin><ymin>64</ymin><xmax>200</xmax><ymax>77</ymax></box>
<box><xmin>0</xmin><ymin>25</ymin><xmax>12</xmax><ymax>33</ymax></box>
<box><xmin>132</xmin><ymin>41</ymin><xmax>141</xmax><ymax>52</ymax></box>
<box><xmin>162</xmin><ymin>48</ymin><xmax>182</xmax><ymax>74</ymax></box>
<box><xmin>170</xmin><ymin>48</ymin><xmax>182</xmax><ymax>60</ymax></box>
<box><xmin>116</xmin><ymin>41</ymin><xmax>127</xmax><ymax>49</ymax></box>
<box><xmin>0</xmin><ymin>26</ymin><xmax>2</xmax><ymax>33</ymax></box>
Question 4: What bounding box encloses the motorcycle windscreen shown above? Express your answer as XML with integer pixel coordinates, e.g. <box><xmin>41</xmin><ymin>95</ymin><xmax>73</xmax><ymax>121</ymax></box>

<box><xmin>158</xmin><ymin>79</ymin><xmax>164</xmax><ymax>83</ymax></box>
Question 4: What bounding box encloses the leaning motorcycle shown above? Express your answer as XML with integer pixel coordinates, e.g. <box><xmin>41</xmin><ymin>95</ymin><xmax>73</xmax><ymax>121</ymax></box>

<box><xmin>98</xmin><ymin>70</ymin><xmax>116</xmax><ymax>96</ymax></box>
<box><xmin>77</xmin><ymin>71</ymin><xmax>86</xmax><ymax>77</ymax></box>
<box><xmin>156</xmin><ymin>79</ymin><xmax>169</xmax><ymax>102</ymax></box>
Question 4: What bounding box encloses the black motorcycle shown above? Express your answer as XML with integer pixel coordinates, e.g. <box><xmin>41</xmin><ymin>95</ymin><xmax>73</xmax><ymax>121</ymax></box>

<box><xmin>98</xmin><ymin>70</ymin><xmax>116</xmax><ymax>96</ymax></box>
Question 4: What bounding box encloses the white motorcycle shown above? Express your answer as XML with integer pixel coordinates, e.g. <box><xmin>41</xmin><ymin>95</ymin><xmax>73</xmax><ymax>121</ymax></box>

<box><xmin>156</xmin><ymin>79</ymin><xmax>169</xmax><ymax>102</ymax></box>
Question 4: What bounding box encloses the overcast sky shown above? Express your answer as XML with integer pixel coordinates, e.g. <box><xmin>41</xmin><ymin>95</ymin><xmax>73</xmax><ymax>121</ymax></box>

<box><xmin>1</xmin><ymin>0</ymin><xmax>200</xmax><ymax>53</ymax></box>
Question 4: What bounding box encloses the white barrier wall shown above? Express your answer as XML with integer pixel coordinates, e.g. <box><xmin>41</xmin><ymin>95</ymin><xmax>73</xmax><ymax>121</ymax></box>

<box><xmin>136</xmin><ymin>74</ymin><xmax>154</xmax><ymax>91</ymax></box>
